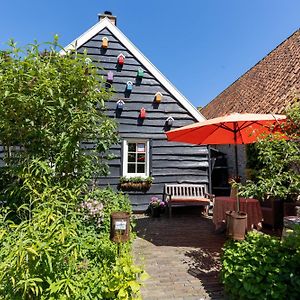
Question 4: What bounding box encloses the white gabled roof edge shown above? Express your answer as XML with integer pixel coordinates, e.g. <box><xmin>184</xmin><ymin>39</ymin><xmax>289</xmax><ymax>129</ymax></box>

<box><xmin>60</xmin><ymin>17</ymin><xmax>205</xmax><ymax>122</ymax></box>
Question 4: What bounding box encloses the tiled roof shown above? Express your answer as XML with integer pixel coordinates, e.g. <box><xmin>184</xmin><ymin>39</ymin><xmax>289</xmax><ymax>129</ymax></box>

<box><xmin>201</xmin><ymin>29</ymin><xmax>300</xmax><ymax>119</ymax></box>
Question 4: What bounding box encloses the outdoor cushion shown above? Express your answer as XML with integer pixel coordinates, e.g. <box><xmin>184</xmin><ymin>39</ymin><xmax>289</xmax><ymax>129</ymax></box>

<box><xmin>170</xmin><ymin>197</ymin><xmax>210</xmax><ymax>203</ymax></box>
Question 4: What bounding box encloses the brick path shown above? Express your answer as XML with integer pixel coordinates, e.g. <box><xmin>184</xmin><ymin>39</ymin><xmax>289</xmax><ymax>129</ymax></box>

<box><xmin>133</xmin><ymin>207</ymin><xmax>226</xmax><ymax>300</ymax></box>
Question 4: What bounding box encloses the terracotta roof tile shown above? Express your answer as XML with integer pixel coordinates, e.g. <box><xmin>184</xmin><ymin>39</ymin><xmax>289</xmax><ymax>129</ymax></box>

<box><xmin>201</xmin><ymin>29</ymin><xmax>300</xmax><ymax>119</ymax></box>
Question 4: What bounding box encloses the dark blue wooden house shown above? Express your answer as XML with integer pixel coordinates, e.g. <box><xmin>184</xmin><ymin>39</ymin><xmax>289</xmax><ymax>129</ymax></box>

<box><xmin>62</xmin><ymin>12</ymin><xmax>209</xmax><ymax>211</ymax></box>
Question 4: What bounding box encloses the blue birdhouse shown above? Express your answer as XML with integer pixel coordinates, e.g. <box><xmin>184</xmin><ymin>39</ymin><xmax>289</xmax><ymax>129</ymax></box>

<box><xmin>116</xmin><ymin>100</ymin><xmax>125</xmax><ymax>110</ymax></box>
<box><xmin>137</xmin><ymin>67</ymin><xmax>144</xmax><ymax>78</ymax></box>
<box><xmin>107</xmin><ymin>71</ymin><xmax>114</xmax><ymax>82</ymax></box>
<box><xmin>126</xmin><ymin>81</ymin><xmax>133</xmax><ymax>91</ymax></box>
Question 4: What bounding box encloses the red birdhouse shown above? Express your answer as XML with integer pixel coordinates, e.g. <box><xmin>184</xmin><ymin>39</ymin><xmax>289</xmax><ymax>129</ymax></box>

<box><xmin>139</xmin><ymin>107</ymin><xmax>146</xmax><ymax>119</ymax></box>
<box><xmin>117</xmin><ymin>53</ymin><xmax>125</xmax><ymax>66</ymax></box>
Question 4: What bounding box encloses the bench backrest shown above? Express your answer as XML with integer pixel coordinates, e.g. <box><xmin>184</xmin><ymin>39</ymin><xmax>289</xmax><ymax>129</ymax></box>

<box><xmin>164</xmin><ymin>184</ymin><xmax>207</xmax><ymax>199</ymax></box>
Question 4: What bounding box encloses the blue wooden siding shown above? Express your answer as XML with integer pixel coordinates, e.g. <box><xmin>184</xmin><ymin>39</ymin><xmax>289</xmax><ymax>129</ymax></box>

<box><xmin>77</xmin><ymin>27</ymin><xmax>209</xmax><ymax>211</ymax></box>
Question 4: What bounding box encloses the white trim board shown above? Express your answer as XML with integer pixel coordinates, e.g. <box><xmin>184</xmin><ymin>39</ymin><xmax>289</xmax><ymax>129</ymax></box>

<box><xmin>60</xmin><ymin>17</ymin><xmax>205</xmax><ymax>122</ymax></box>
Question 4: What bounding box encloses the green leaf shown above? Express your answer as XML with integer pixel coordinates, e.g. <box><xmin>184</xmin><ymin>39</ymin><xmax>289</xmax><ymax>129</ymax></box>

<box><xmin>117</xmin><ymin>288</ymin><xmax>128</xmax><ymax>298</ymax></box>
<box><xmin>128</xmin><ymin>280</ymin><xmax>140</xmax><ymax>293</ymax></box>
<box><xmin>27</xmin><ymin>247</ymin><xmax>39</xmax><ymax>256</ymax></box>
<box><xmin>48</xmin><ymin>87</ymin><xmax>53</xmax><ymax>97</ymax></box>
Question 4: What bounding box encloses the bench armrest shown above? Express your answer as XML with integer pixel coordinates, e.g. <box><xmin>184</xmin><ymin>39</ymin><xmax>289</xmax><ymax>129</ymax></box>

<box><xmin>204</xmin><ymin>192</ymin><xmax>215</xmax><ymax>201</ymax></box>
<box><xmin>164</xmin><ymin>192</ymin><xmax>172</xmax><ymax>203</ymax></box>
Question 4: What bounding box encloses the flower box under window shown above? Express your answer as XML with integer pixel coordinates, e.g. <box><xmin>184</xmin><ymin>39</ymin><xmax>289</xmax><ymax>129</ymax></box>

<box><xmin>119</xmin><ymin>176</ymin><xmax>153</xmax><ymax>192</ymax></box>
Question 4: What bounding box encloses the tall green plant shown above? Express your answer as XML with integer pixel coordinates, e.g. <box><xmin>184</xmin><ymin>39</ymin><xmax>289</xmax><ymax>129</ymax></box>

<box><xmin>0</xmin><ymin>164</ymin><xmax>144</xmax><ymax>299</ymax></box>
<box><xmin>239</xmin><ymin>105</ymin><xmax>300</xmax><ymax>201</ymax></box>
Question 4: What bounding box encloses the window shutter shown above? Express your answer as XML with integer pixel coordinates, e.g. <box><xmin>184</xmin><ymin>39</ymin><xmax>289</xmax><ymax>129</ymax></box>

<box><xmin>149</xmin><ymin>139</ymin><xmax>153</xmax><ymax>176</ymax></box>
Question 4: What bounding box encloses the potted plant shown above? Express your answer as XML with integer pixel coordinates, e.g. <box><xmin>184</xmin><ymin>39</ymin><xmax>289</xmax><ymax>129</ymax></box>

<box><xmin>238</xmin><ymin>109</ymin><xmax>300</xmax><ymax>228</ymax></box>
<box><xmin>228</xmin><ymin>175</ymin><xmax>241</xmax><ymax>198</ymax></box>
<box><xmin>149</xmin><ymin>196</ymin><xmax>165</xmax><ymax>218</ymax></box>
<box><xmin>119</xmin><ymin>176</ymin><xmax>153</xmax><ymax>191</ymax></box>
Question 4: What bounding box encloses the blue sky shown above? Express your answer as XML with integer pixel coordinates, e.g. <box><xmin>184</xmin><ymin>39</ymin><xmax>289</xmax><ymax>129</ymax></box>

<box><xmin>1</xmin><ymin>1</ymin><xmax>299</xmax><ymax>108</ymax></box>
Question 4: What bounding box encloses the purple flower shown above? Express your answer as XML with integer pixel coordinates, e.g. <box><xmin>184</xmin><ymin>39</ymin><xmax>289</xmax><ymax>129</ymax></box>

<box><xmin>79</xmin><ymin>198</ymin><xmax>104</xmax><ymax>228</ymax></box>
<box><xmin>149</xmin><ymin>197</ymin><xmax>165</xmax><ymax>208</ymax></box>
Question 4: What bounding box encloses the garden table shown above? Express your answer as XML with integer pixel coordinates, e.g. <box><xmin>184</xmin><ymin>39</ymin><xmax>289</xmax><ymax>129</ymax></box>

<box><xmin>213</xmin><ymin>197</ymin><xmax>263</xmax><ymax>231</ymax></box>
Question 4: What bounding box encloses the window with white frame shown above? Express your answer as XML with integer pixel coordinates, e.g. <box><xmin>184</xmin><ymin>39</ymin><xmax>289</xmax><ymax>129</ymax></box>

<box><xmin>122</xmin><ymin>139</ymin><xmax>149</xmax><ymax>177</ymax></box>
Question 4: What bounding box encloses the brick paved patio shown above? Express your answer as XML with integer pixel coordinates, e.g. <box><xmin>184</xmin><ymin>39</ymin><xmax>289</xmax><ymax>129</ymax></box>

<box><xmin>133</xmin><ymin>207</ymin><xmax>226</xmax><ymax>300</ymax></box>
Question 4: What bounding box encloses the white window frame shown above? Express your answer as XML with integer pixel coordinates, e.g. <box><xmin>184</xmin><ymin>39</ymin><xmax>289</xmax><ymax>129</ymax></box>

<box><xmin>122</xmin><ymin>139</ymin><xmax>150</xmax><ymax>178</ymax></box>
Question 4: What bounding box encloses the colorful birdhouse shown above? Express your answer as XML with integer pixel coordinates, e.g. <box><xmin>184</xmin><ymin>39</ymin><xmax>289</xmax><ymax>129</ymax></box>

<box><xmin>166</xmin><ymin>116</ymin><xmax>174</xmax><ymax>127</ymax></box>
<box><xmin>139</xmin><ymin>107</ymin><xmax>146</xmax><ymax>119</ymax></box>
<box><xmin>117</xmin><ymin>53</ymin><xmax>125</xmax><ymax>66</ymax></box>
<box><xmin>126</xmin><ymin>81</ymin><xmax>133</xmax><ymax>91</ymax></box>
<box><xmin>137</xmin><ymin>67</ymin><xmax>144</xmax><ymax>78</ymax></box>
<box><xmin>154</xmin><ymin>92</ymin><xmax>163</xmax><ymax>103</ymax></box>
<box><xmin>102</xmin><ymin>37</ymin><xmax>109</xmax><ymax>48</ymax></box>
<box><xmin>116</xmin><ymin>100</ymin><xmax>125</xmax><ymax>110</ymax></box>
<box><xmin>107</xmin><ymin>71</ymin><xmax>114</xmax><ymax>82</ymax></box>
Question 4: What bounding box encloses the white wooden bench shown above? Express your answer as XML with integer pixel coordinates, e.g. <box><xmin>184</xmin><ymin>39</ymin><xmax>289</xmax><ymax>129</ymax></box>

<box><xmin>164</xmin><ymin>184</ymin><xmax>214</xmax><ymax>217</ymax></box>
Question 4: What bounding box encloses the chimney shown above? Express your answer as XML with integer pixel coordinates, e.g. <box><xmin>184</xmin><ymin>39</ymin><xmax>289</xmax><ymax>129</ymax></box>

<box><xmin>98</xmin><ymin>11</ymin><xmax>117</xmax><ymax>26</ymax></box>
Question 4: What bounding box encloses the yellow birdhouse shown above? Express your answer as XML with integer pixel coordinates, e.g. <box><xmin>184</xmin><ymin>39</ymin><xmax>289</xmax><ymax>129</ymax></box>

<box><xmin>155</xmin><ymin>92</ymin><xmax>163</xmax><ymax>103</ymax></box>
<box><xmin>102</xmin><ymin>37</ymin><xmax>109</xmax><ymax>48</ymax></box>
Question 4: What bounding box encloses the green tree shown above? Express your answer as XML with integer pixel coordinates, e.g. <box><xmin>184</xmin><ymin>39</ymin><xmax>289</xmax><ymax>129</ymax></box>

<box><xmin>0</xmin><ymin>40</ymin><xmax>118</xmax><ymax>204</ymax></box>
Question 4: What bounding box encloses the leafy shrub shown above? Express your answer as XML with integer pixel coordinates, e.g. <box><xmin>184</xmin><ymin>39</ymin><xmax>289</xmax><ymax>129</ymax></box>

<box><xmin>87</xmin><ymin>188</ymin><xmax>132</xmax><ymax>234</ymax></box>
<box><xmin>281</xmin><ymin>226</ymin><xmax>300</xmax><ymax>298</ymax></box>
<box><xmin>0</xmin><ymin>40</ymin><xmax>145</xmax><ymax>299</ymax></box>
<box><xmin>221</xmin><ymin>230</ymin><xmax>300</xmax><ymax>299</ymax></box>
<box><xmin>0</xmin><ymin>183</ymin><xmax>145</xmax><ymax>299</ymax></box>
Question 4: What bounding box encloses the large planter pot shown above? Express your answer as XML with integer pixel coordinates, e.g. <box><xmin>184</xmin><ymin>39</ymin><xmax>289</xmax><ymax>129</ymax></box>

<box><xmin>225</xmin><ymin>210</ymin><xmax>234</xmax><ymax>238</ymax></box>
<box><xmin>283</xmin><ymin>201</ymin><xmax>300</xmax><ymax>217</ymax></box>
<box><xmin>226</xmin><ymin>211</ymin><xmax>247</xmax><ymax>241</ymax></box>
<box><xmin>261</xmin><ymin>198</ymin><xmax>283</xmax><ymax>229</ymax></box>
<box><xmin>282</xmin><ymin>216</ymin><xmax>300</xmax><ymax>240</ymax></box>
<box><xmin>151</xmin><ymin>207</ymin><xmax>161</xmax><ymax>218</ymax></box>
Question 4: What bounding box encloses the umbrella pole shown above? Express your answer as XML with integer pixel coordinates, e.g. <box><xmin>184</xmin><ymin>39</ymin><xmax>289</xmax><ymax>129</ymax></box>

<box><xmin>233</xmin><ymin>126</ymin><xmax>240</xmax><ymax>213</ymax></box>
<box><xmin>234</xmin><ymin>144</ymin><xmax>240</xmax><ymax>212</ymax></box>
<box><xmin>234</xmin><ymin>144</ymin><xmax>238</xmax><ymax>179</ymax></box>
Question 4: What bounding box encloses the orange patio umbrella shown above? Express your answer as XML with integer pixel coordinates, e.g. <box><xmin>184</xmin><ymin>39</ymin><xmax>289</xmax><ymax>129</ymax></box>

<box><xmin>166</xmin><ymin>113</ymin><xmax>287</xmax><ymax>211</ymax></box>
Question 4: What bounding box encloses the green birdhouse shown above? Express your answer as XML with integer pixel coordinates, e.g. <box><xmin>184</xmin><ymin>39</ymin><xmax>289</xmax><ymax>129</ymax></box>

<box><xmin>137</xmin><ymin>67</ymin><xmax>144</xmax><ymax>78</ymax></box>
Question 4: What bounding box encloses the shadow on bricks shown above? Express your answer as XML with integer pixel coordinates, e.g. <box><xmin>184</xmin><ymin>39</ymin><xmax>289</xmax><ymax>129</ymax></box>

<box><xmin>134</xmin><ymin>206</ymin><xmax>227</xmax><ymax>299</ymax></box>
<box><xmin>185</xmin><ymin>248</ymin><xmax>224</xmax><ymax>299</ymax></box>
<box><xmin>135</xmin><ymin>206</ymin><xmax>226</xmax><ymax>248</ymax></box>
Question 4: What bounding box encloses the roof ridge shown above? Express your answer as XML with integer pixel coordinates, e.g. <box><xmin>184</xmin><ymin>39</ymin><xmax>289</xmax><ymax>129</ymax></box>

<box><xmin>61</xmin><ymin>17</ymin><xmax>205</xmax><ymax>122</ymax></box>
